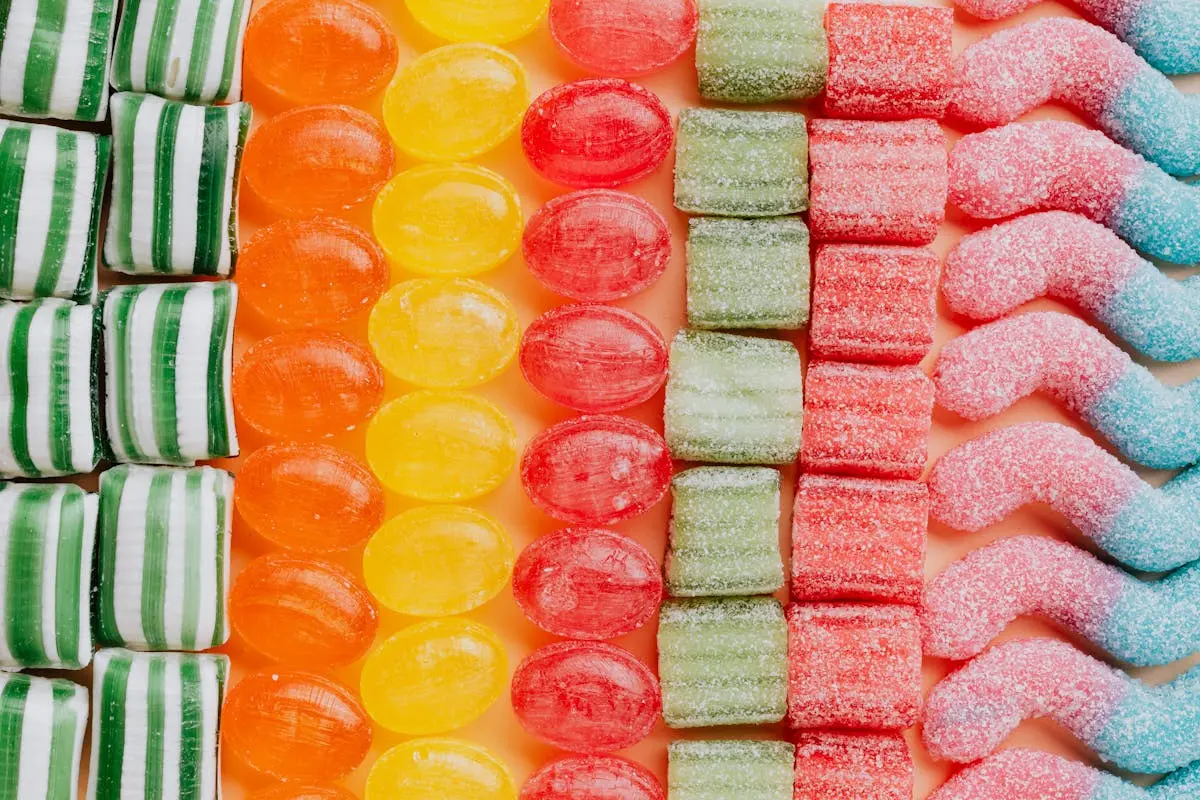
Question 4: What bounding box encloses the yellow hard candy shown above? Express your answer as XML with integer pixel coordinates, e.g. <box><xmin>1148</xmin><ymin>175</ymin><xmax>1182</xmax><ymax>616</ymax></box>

<box><xmin>406</xmin><ymin>0</ymin><xmax>548</xmax><ymax>44</ymax></box>
<box><xmin>366</xmin><ymin>739</ymin><xmax>516</xmax><ymax>800</ymax></box>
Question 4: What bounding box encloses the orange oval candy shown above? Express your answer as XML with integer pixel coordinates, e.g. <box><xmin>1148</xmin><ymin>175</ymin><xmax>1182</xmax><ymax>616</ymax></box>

<box><xmin>249</xmin><ymin>785</ymin><xmax>358</xmax><ymax>800</ymax></box>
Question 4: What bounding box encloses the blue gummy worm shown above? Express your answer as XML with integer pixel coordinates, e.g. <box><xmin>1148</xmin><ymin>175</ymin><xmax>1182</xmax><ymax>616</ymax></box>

<box><xmin>1099</xmin><ymin>463</ymin><xmax>1200</xmax><ymax>572</ymax></box>
<box><xmin>1088</xmin><ymin>370</ymin><xmax>1200</xmax><ymax>470</ymax></box>
<box><xmin>1102</xmin><ymin>71</ymin><xmax>1200</xmax><ymax>177</ymax></box>
<box><xmin>1101</xmin><ymin>266</ymin><xmax>1200</xmax><ymax>362</ymax></box>
<box><xmin>1094</xmin><ymin>664</ymin><xmax>1200</xmax><ymax>773</ymax></box>
<box><xmin>1100</xmin><ymin>561</ymin><xmax>1200</xmax><ymax>667</ymax></box>
<box><xmin>1109</xmin><ymin>165</ymin><xmax>1200</xmax><ymax>265</ymax></box>
<box><xmin>1121</xmin><ymin>0</ymin><xmax>1200</xmax><ymax>75</ymax></box>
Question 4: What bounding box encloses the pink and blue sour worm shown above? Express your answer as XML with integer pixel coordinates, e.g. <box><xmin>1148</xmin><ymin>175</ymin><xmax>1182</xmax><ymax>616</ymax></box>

<box><xmin>922</xmin><ymin>638</ymin><xmax>1200</xmax><ymax>774</ymax></box>
<box><xmin>929</xmin><ymin>421</ymin><xmax>1200</xmax><ymax>572</ymax></box>
<box><xmin>935</xmin><ymin>312</ymin><xmax>1200</xmax><ymax>470</ymax></box>
<box><xmin>942</xmin><ymin>212</ymin><xmax>1200</xmax><ymax>363</ymax></box>
<box><xmin>949</xmin><ymin>121</ymin><xmax>1200</xmax><ymax>265</ymax></box>
<box><xmin>924</xmin><ymin>536</ymin><xmax>1200</xmax><ymax>667</ymax></box>
<box><xmin>950</xmin><ymin>19</ymin><xmax>1200</xmax><ymax>176</ymax></box>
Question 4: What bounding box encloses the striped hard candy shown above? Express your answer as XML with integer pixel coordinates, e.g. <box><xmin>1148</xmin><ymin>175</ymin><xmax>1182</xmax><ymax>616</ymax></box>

<box><xmin>0</xmin><ymin>673</ymin><xmax>88</xmax><ymax>800</ymax></box>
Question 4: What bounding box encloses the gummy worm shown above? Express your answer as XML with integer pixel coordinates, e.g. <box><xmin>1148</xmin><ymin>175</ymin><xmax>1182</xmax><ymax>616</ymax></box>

<box><xmin>950</xmin><ymin>19</ymin><xmax>1200</xmax><ymax>176</ymax></box>
<box><xmin>928</xmin><ymin>421</ymin><xmax>1200</xmax><ymax>572</ymax></box>
<box><xmin>923</xmin><ymin>638</ymin><xmax>1200</xmax><ymax>774</ymax></box>
<box><xmin>934</xmin><ymin>312</ymin><xmax>1200</xmax><ymax>470</ymax></box>
<box><xmin>942</xmin><ymin>212</ymin><xmax>1200</xmax><ymax>363</ymax></box>
<box><xmin>949</xmin><ymin>121</ymin><xmax>1200</xmax><ymax>265</ymax></box>
<box><xmin>924</xmin><ymin>536</ymin><xmax>1200</xmax><ymax>667</ymax></box>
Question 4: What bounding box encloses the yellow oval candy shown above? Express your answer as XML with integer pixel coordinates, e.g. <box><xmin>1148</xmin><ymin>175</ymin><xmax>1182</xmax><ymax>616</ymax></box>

<box><xmin>406</xmin><ymin>0</ymin><xmax>548</xmax><ymax>44</ymax></box>
<box><xmin>366</xmin><ymin>739</ymin><xmax>516</xmax><ymax>800</ymax></box>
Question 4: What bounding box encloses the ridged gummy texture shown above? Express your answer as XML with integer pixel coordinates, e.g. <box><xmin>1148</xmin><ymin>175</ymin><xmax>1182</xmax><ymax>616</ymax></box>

<box><xmin>793</xmin><ymin>732</ymin><xmax>913</xmax><ymax>800</ymax></box>
<box><xmin>668</xmin><ymin>739</ymin><xmax>795</xmax><ymax>800</ymax></box>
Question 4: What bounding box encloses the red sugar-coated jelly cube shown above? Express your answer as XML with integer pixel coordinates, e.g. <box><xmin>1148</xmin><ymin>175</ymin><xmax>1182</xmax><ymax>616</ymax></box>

<box><xmin>808</xmin><ymin>119</ymin><xmax>948</xmax><ymax>245</ymax></box>
<box><xmin>824</xmin><ymin>3</ymin><xmax>953</xmax><ymax>120</ymax></box>
<box><xmin>786</xmin><ymin>603</ymin><xmax>921</xmax><ymax>730</ymax></box>
<box><xmin>792</xmin><ymin>475</ymin><xmax>927</xmax><ymax>604</ymax></box>
<box><xmin>810</xmin><ymin>244</ymin><xmax>940</xmax><ymax>365</ymax></box>
<box><xmin>522</xmin><ymin>755</ymin><xmax>665</xmax><ymax>800</ymax></box>
<box><xmin>793</xmin><ymin>732</ymin><xmax>913</xmax><ymax>800</ymax></box>
<box><xmin>801</xmin><ymin>361</ymin><xmax>934</xmax><ymax>480</ymax></box>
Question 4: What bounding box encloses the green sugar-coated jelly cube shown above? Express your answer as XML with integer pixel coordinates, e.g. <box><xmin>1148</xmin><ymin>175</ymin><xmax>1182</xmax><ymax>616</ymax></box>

<box><xmin>687</xmin><ymin>217</ymin><xmax>810</xmax><ymax>330</ymax></box>
<box><xmin>664</xmin><ymin>330</ymin><xmax>803</xmax><ymax>464</ymax></box>
<box><xmin>669</xmin><ymin>740</ymin><xmax>795</xmax><ymax>800</ymax></box>
<box><xmin>658</xmin><ymin>596</ymin><xmax>788</xmax><ymax>727</ymax></box>
<box><xmin>675</xmin><ymin>109</ymin><xmax>809</xmax><ymax>218</ymax></box>
<box><xmin>697</xmin><ymin>0</ymin><xmax>827</xmax><ymax>104</ymax></box>
<box><xmin>667</xmin><ymin>466</ymin><xmax>783</xmax><ymax>596</ymax></box>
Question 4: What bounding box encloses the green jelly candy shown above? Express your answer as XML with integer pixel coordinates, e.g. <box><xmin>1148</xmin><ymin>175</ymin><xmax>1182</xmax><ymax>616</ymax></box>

<box><xmin>0</xmin><ymin>672</ymin><xmax>89</xmax><ymax>800</ymax></box>
<box><xmin>664</xmin><ymin>329</ymin><xmax>803</xmax><ymax>464</ymax></box>
<box><xmin>658</xmin><ymin>596</ymin><xmax>788</xmax><ymax>728</ymax></box>
<box><xmin>669</xmin><ymin>740</ymin><xmax>795</xmax><ymax>800</ymax></box>
<box><xmin>687</xmin><ymin>217</ymin><xmax>810</xmax><ymax>330</ymax></box>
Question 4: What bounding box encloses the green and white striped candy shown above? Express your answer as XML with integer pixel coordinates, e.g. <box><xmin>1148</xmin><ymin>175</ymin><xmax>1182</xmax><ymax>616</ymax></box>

<box><xmin>0</xmin><ymin>483</ymin><xmax>97</xmax><ymax>669</ymax></box>
<box><xmin>87</xmin><ymin>648</ymin><xmax>227</xmax><ymax>800</ymax></box>
<box><xmin>104</xmin><ymin>93</ymin><xmax>250</xmax><ymax>276</ymax></box>
<box><xmin>101</xmin><ymin>282</ymin><xmax>238</xmax><ymax>465</ymax></box>
<box><xmin>0</xmin><ymin>120</ymin><xmax>110</xmax><ymax>302</ymax></box>
<box><xmin>110</xmin><ymin>0</ymin><xmax>250</xmax><ymax>104</ymax></box>
<box><xmin>95</xmin><ymin>464</ymin><xmax>232</xmax><ymax>652</ymax></box>
<box><xmin>0</xmin><ymin>672</ymin><xmax>88</xmax><ymax>800</ymax></box>
<box><xmin>0</xmin><ymin>299</ymin><xmax>100</xmax><ymax>478</ymax></box>
<box><xmin>0</xmin><ymin>0</ymin><xmax>117</xmax><ymax>122</ymax></box>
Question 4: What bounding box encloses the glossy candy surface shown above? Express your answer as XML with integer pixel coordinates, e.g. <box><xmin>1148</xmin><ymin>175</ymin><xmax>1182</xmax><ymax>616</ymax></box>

<box><xmin>367</xmin><ymin>739</ymin><xmax>517</xmax><ymax>800</ymax></box>
<box><xmin>548</xmin><ymin>0</ymin><xmax>698</xmax><ymax>76</ymax></box>
<box><xmin>521</xmin><ymin>756</ymin><xmax>665</xmax><ymax>800</ymax></box>
<box><xmin>249</xmin><ymin>786</ymin><xmax>358</xmax><ymax>800</ymax></box>
<box><xmin>406</xmin><ymin>0</ymin><xmax>549</xmax><ymax>43</ymax></box>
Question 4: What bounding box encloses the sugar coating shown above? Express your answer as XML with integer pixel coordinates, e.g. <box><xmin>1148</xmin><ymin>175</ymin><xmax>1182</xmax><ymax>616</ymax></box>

<box><xmin>809</xmin><ymin>119</ymin><xmax>947</xmax><ymax>245</ymax></box>
<box><xmin>824</xmin><ymin>4</ymin><xmax>953</xmax><ymax>120</ymax></box>
<box><xmin>1108</xmin><ymin>162</ymin><xmax>1200</xmax><ymax>265</ymax></box>
<box><xmin>668</xmin><ymin>740</ymin><xmax>795</xmax><ymax>800</ymax></box>
<box><xmin>793</xmin><ymin>732</ymin><xmax>913</xmax><ymax>800</ymax></box>
<box><xmin>927</xmin><ymin>750</ymin><xmax>1119</xmax><ymax>800</ymax></box>
<box><xmin>810</xmin><ymin>244</ymin><xmax>940</xmax><ymax>365</ymax></box>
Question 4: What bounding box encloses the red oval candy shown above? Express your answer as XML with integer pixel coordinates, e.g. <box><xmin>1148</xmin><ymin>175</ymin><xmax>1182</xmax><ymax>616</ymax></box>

<box><xmin>513</xmin><ymin>527</ymin><xmax>662</xmax><ymax>640</ymax></box>
<box><xmin>521</xmin><ymin>415</ymin><xmax>670</xmax><ymax>524</ymax></box>
<box><xmin>522</xmin><ymin>80</ymin><xmax>673</xmax><ymax>189</ymax></box>
<box><xmin>511</xmin><ymin>641</ymin><xmax>660</xmax><ymax>754</ymax></box>
<box><xmin>549</xmin><ymin>0</ymin><xmax>698</xmax><ymax>77</ymax></box>
<box><xmin>521</xmin><ymin>756</ymin><xmax>664</xmax><ymax>800</ymax></box>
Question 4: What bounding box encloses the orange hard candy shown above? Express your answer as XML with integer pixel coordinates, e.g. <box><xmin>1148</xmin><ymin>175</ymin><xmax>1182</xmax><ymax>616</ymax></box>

<box><xmin>249</xmin><ymin>785</ymin><xmax>358</xmax><ymax>800</ymax></box>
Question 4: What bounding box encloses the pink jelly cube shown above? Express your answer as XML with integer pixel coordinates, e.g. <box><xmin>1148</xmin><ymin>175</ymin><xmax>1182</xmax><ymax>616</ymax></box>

<box><xmin>801</xmin><ymin>361</ymin><xmax>934</xmax><ymax>480</ymax></box>
<box><xmin>792</xmin><ymin>475</ymin><xmax>927</xmax><ymax>604</ymax></box>
<box><xmin>810</xmin><ymin>244</ymin><xmax>940</xmax><ymax>365</ymax></box>
<box><xmin>824</xmin><ymin>3</ymin><xmax>953</xmax><ymax>120</ymax></box>
<box><xmin>793</xmin><ymin>731</ymin><xmax>913</xmax><ymax>800</ymax></box>
<box><xmin>787</xmin><ymin>603</ymin><xmax>921</xmax><ymax>730</ymax></box>
<box><xmin>808</xmin><ymin>119</ymin><xmax>948</xmax><ymax>245</ymax></box>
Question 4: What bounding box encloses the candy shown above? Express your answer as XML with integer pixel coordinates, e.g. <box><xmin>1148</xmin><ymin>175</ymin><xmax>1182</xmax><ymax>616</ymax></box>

<box><xmin>523</xmin><ymin>80</ymin><xmax>673</xmax><ymax>189</ymax></box>
<box><xmin>223</xmin><ymin>671</ymin><xmax>371</xmax><ymax>782</ymax></box>
<box><xmin>550</xmin><ymin>0</ymin><xmax>698</xmax><ymax>76</ymax></box>
<box><xmin>521</xmin><ymin>415</ymin><xmax>670</xmax><ymax>524</ymax></box>
<box><xmin>928</xmin><ymin>422</ymin><xmax>1200</xmax><ymax>572</ymax></box>
<box><xmin>942</xmin><ymin>212</ymin><xmax>1200</xmax><ymax>363</ymax></box>
<box><xmin>666</xmin><ymin>466</ymin><xmax>784</xmax><ymax>597</ymax></box>
<box><xmin>924</xmin><ymin>535</ymin><xmax>1200</xmax><ymax>667</ymax></box>
<box><xmin>373</xmin><ymin>164</ymin><xmax>523</xmax><ymax>277</ymax></box>
<box><xmin>686</xmin><ymin>217</ymin><xmax>811</xmax><ymax>330</ymax></box>
<box><xmin>522</xmin><ymin>756</ymin><xmax>663</xmax><ymax>800</ymax></box>
<box><xmin>949</xmin><ymin>121</ymin><xmax>1200</xmax><ymax>265</ymax></box>
<box><xmin>810</xmin><ymin>244</ymin><xmax>940</xmax><ymax>365</ymax></box>
<box><xmin>0</xmin><ymin>300</ymin><xmax>99</xmax><ymax>477</ymax></box>
<box><xmin>0</xmin><ymin>673</ymin><xmax>87</xmax><ymax>800</ymax></box>
<box><xmin>383</xmin><ymin>44</ymin><xmax>528</xmax><ymax>161</ymax></box>
<box><xmin>0</xmin><ymin>122</ymin><xmax>109</xmax><ymax>301</ymax></box>
<box><xmin>369</xmin><ymin>278</ymin><xmax>520</xmax><ymax>389</ymax></box>
<box><xmin>824</xmin><ymin>4</ymin><xmax>953</xmax><ymax>120</ymax></box>
<box><xmin>950</xmin><ymin>19</ymin><xmax>1199</xmax><ymax>177</ymax></box>
<box><xmin>522</xmin><ymin>190</ymin><xmax>671</xmax><ymax>301</ymax></box>
<box><xmin>793</xmin><ymin>732</ymin><xmax>913</xmax><ymax>800</ymax></box>
<box><xmin>674</xmin><ymin>109</ymin><xmax>809</xmax><ymax>217</ymax></box>
<box><xmin>366</xmin><ymin>391</ymin><xmax>517</xmax><ymax>502</ymax></box>
<box><xmin>229</xmin><ymin>554</ymin><xmax>378</xmax><ymax>667</ymax></box>
<box><xmin>250</xmin><ymin>786</ymin><xmax>358</xmax><ymax>800</ymax></box>
<box><xmin>512</xmin><ymin>527</ymin><xmax>661</xmax><ymax>639</ymax></box>
<box><xmin>935</xmin><ymin>312</ymin><xmax>1200</xmax><ymax>470</ymax></box>
<box><xmin>520</xmin><ymin>304</ymin><xmax>668</xmax><ymax>412</ymax></box>
<box><xmin>511</xmin><ymin>641</ymin><xmax>660</xmax><ymax>754</ymax></box>
<box><xmin>360</xmin><ymin>619</ymin><xmax>507</xmax><ymax>735</ymax></box>
<box><xmin>658</xmin><ymin>597</ymin><xmax>788</xmax><ymax>728</ymax></box>
<box><xmin>232</xmin><ymin>331</ymin><xmax>383</xmax><ymax>441</ymax></box>
<box><xmin>406</xmin><ymin>0</ymin><xmax>548</xmax><ymax>43</ymax></box>
<box><xmin>801</xmin><ymin>361</ymin><xmax>934</xmax><ymax>480</ymax></box>
<box><xmin>242</xmin><ymin>0</ymin><xmax>398</xmax><ymax>105</ymax></box>
<box><xmin>695</xmin><ymin>0</ymin><xmax>826</xmax><ymax>103</ymax></box>
<box><xmin>808</xmin><ymin>119</ymin><xmax>947</xmax><ymax>245</ymax></box>
<box><xmin>791</xmin><ymin>475</ymin><xmax>927</xmax><ymax>604</ymax></box>
<box><xmin>366</xmin><ymin>739</ymin><xmax>516</xmax><ymax>800</ymax></box>
<box><xmin>667</xmin><ymin>740</ymin><xmax>794</xmax><ymax>800</ymax></box>
<box><xmin>104</xmin><ymin>94</ymin><xmax>249</xmax><ymax>276</ymax></box>
<box><xmin>363</xmin><ymin>505</ymin><xmax>514</xmax><ymax>617</ymax></box>
<box><xmin>786</xmin><ymin>603</ymin><xmax>921</xmax><ymax>730</ymax></box>
<box><xmin>664</xmin><ymin>330</ymin><xmax>803</xmax><ymax>464</ymax></box>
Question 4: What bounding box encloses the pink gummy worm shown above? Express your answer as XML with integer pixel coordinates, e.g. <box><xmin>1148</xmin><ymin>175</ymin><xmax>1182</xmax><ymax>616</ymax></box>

<box><xmin>929</xmin><ymin>749</ymin><xmax>1101</xmax><ymax>800</ymax></box>
<box><xmin>951</xmin><ymin>0</ymin><xmax>1139</xmax><ymax>31</ymax></box>
<box><xmin>922</xmin><ymin>638</ymin><xmax>1129</xmax><ymax>763</ymax></box>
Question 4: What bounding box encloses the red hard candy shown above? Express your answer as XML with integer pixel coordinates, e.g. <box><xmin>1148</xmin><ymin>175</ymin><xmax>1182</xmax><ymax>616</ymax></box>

<box><xmin>521</xmin><ymin>415</ymin><xmax>671</xmax><ymax>524</ymax></box>
<box><xmin>548</xmin><ymin>0</ymin><xmax>698</xmax><ymax>77</ymax></box>
<box><xmin>522</xmin><ymin>190</ymin><xmax>670</xmax><ymax>302</ymax></box>
<box><xmin>512</xmin><ymin>527</ymin><xmax>662</xmax><ymax>640</ymax></box>
<box><xmin>521</xmin><ymin>756</ymin><xmax>664</xmax><ymax>800</ymax></box>
<box><xmin>511</xmin><ymin>641</ymin><xmax>661</xmax><ymax>754</ymax></box>
<box><xmin>522</xmin><ymin>80</ymin><xmax>673</xmax><ymax>189</ymax></box>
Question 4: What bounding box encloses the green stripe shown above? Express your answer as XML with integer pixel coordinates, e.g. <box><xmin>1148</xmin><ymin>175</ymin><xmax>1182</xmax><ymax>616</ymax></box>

<box><xmin>53</xmin><ymin>489</ymin><xmax>84</xmax><ymax>666</ymax></box>
<box><xmin>95</xmin><ymin>467</ymin><xmax>128</xmax><ymax>646</ymax></box>
<box><xmin>77</xmin><ymin>0</ymin><xmax>114</xmax><ymax>120</ymax></box>
<box><xmin>178</xmin><ymin>658</ymin><xmax>202</xmax><ymax>800</ymax></box>
<box><xmin>205</xmin><ymin>286</ymin><xmax>232</xmax><ymax>457</ymax></box>
<box><xmin>0</xmin><ymin>0</ymin><xmax>12</xmax><ymax>70</ymax></box>
<box><xmin>181</xmin><ymin>470</ymin><xmax>201</xmax><ymax>648</ymax></box>
<box><xmin>144</xmin><ymin>0</ymin><xmax>179</xmax><ymax>93</ymax></box>
<box><xmin>184</xmin><ymin>0</ymin><xmax>220</xmax><ymax>101</ymax></box>
<box><xmin>0</xmin><ymin>126</ymin><xmax>31</xmax><ymax>293</ymax></box>
<box><xmin>112</xmin><ymin>95</ymin><xmax>142</xmax><ymax>269</ymax></box>
<box><xmin>211</xmin><ymin>482</ymin><xmax>227</xmax><ymax>647</ymax></box>
<box><xmin>22</xmin><ymin>0</ymin><xmax>68</xmax><ymax>115</ymax></box>
<box><xmin>141</xmin><ymin>471</ymin><xmax>173</xmax><ymax>649</ymax></box>
<box><xmin>151</xmin><ymin>102</ymin><xmax>182</xmax><ymax>273</ymax></box>
<box><xmin>95</xmin><ymin>655</ymin><xmax>131</xmax><ymax>800</ymax></box>
<box><xmin>150</xmin><ymin>287</ymin><xmax>185</xmax><ymax>460</ymax></box>
<box><xmin>8</xmin><ymin>305</ymin><xmax>36</xmax><ymax>476</ymax></box>
<box><xmin>216</xmin><ymin>0</ymin><xmax>249</xmax><ymax>101</ymax></box>
<box><xmin>0</xmin><ymin>677</ymin><xmax>30</xmax><ymax>800</ymax></box>
<box><xmin>34</xmin><ymin>132</ymin><xmax>78</xmax><ymax>298</ymax></box>
<box><xmin>46</xmin><ymin>683</ymin><xmax>79</xmax><ymax>800</ymax></box>
<box><xmin>110</xmin><ymin>0</ymin><xmax>141</xmax><ymax>91</ymax></box>
<box><xmin>77</xmin><ymin>136</ymin><xmax>109</xmax><ymax>301</ymax></box>
<box><xmin>46</xmin><ymin>303</ymin><xmax>73</xmax><ymax>473</ymax></box>
<box><xmin>145</xmin><ymin>658</ymin><xmax>166</xmax><ymax>800</ymax></box>
<box><xmin>5</xmin><ymin>488</ymin><xmax>52</xmax><ymax>665</ymax></box>
<box><xmin>108</xmin><ymin>288</ymin><xmax>142</xmax><ymax>461</ymax></box>
<box><xmin>193</xmin><ymin>107</ymin><xmax>229</xmax><ymax>275</ymax></box>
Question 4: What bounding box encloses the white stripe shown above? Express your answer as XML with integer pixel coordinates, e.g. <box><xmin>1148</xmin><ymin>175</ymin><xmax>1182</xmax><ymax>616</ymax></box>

<box><xmin>192</xmin><ymin>468</ymin><xmax>219</xmax><ymax>648</ymax></box>
<box><xmin>55</xmin><ymin>133</ymin><xmax>98</xmax><ymax>299</ymax></box>
<box><xmin>167</xmin><ymin>103</ymin><xmax>203</xmax><ymax>274</ymax></box>
<box><xmin>163</xmin><ymin>471</ymin><xmax>186</xmax><ymax>648</ymax></box>
<box><xmin>174</xmin><ymin>286</ymin><xmax>212</xmax><ymax>461</ymax></box>
<box><xmin>163</xmin><ymin>0</ymin><xmax>200</xmax><ymax>99</ymax></box>
<box><xmin>198</xmin><ymin>657</ymin><xmax>223</xmax><ymax>800</ymax></box>
<box><xmin>49</xmin><ymin>0</ymin><xmax>91</xmax><ymax>118</ymax></box>
<box><xmin>11</xmin><ymin>127</ymin><xmax>57</xmax><ymax>299</ymax></box>
<box><xmin>122</xmin><ymin>0</ymin><xmax>158</xmax><ymax>94</ymax></box>
<box><xmin>202</xmin><ymin>0</ymin><xmax>239</xmax><ymax>102</ymax></box>
<box><xmin>227</xmin><ymin>0</ymin><xmax>250</xmax><ymax>103</ymax></box>
<box><xmin>16</xmin><ymin>678</ymin><xmax>53</xmax><ymax>800</ymax></box>
<box><xmin>40</xmin><ymin>492</ymin><xmax>62</xmax><ymax>663</ymax></box>
<box><xmin>118</xmin><ymin>656</ymin><xmax>149</xmax><ymax>798</ymax></box>
<box><xmin>128</xmin><ymin>100</ymin><xmax>160</xmax><ymax>271</ymax></box>
<box><xmin>162</xmin><ymin>658</ymin><xmax>183</xmax><ymax>796</ymax></box>
<box><xmin>112</xmin><ymin>469</ymin><xmax>149</xmax><ymax>647</ymax></box>
<box><xmin>77</xmin><ymin>493</ymin><xmax>97</xmax><ymax>666</ymax></box>
<box><xmin>102</xmin><ymin>97</ymin><xmax>130</xmax><ymax>270</ymax></box>
<box><xmin>66</xmin><ymin>303</ymin><xmax>95</xmax><ymax>472</ymax></box>
<box><xmin>0</xmin><ymin>5</ymin><xmax>35</xmax><ymax>111</ymax></box>
<box><xmin>0</xmin><ymin>305</ymin><xmax>15</xmax><ymax>474</ymax></box>
<box><xmin>23</xmin><ymin>303</ymin><xmax>55</xmax><ymax>471</ymax></box>
<box><xmin>127</xmin><ymin>285</ymin><xmax>165</xmax><ymax>462</ymax></box>
<box><xmin>67</xmin><ymin>682</ymin><xmax>88</xmax><ymax>799</ymax></box>
<box><xmin>0</xmin><ymin>490</ymin><xmax>13</xmax><ymax>664</ymax></box>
